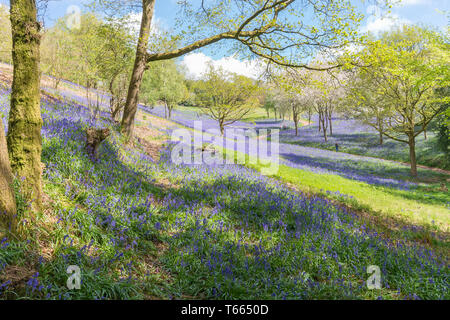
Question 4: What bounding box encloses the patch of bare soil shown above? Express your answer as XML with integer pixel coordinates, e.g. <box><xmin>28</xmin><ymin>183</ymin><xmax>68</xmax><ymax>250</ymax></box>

<box><xmin>0</xmin><ymin>264</ymin><xmax>37</xmax><ymax>291</ymax></box>
<box><xmin>133</xmin><ymin>126</ymin><xmax>165</xmax><ymax>162</ymax></box>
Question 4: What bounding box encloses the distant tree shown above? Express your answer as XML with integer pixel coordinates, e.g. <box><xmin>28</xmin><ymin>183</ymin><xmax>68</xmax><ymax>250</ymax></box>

<box><xmin>70</xmin><ymin>13</ymin><xmax>106</xmax><ymax>118</ymax></box>
<box><xmin>95</xmin><ymin>20</ymin><xmax>135</xmax><ymax>122</ymax></box>
<box><xmin>275</xmin><ymin>70</ymin><xmax>311</xmax><ymax>135</ymax></box>
<box><xmin>41</xmin><ymin>22</ymin><xmax>74</xmax><ymax>89</ymax></box>
<box><xmin>432</xmin><ymin>87</ymin><xmax>449</xmax><ymax>163</ymax></box>
<box><xmin>262</xmin><ymin>90</ymin><xmax>276</xmax><ymax>118</ymax></box>
<box><xmin>0</xmin><ymin>5</ymin><xmax>12</xmax><ymax>63</ymax></box>
<box><xmin>345</xmin><ymin>25</ymin><xmax>450</xmax><ymax>176</ymax></box>
<box><xmin>195</xmin><ymin>65</ymin><xmax>259</xmax><ymax>134</ymax></box>
<box><xmin>344</xmin><ymin>70</ymin><xmax>389</xmax><ymax>145</ymax></box>
<box><xmin>140</xmin><ymin>59</ymin><xmax>187</xmax><ymax>119</ymax></box>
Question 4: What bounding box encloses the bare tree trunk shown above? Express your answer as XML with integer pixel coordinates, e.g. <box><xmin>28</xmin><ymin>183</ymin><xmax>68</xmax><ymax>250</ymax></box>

<box><xmin>164</xmin><ymin>101</ymin><xmax>167</xmax><ymax>118</ymax></box>
<box><xmin>0</xmin><ymin>120</ymin><xmax>17</xmax><ymax>233</ymax></box>
<box><xmin>8</xmin><ymin>0</ymin><xmax>43</xmax><ymax>212</ymax></box>
<box><xmin>378</xmin><ymin>117</ymin><xmax>383</xmax><ymax>145</ymax></box>
<box><xmin>321</xmin><ymin>116</ymin><xmax>327</xmax><ymax>142</ymax></box>
<box><xmin>424</xmin><ymin>128</ymin><xmax>427</xmax><ymax>140</ymax></box>
<box><xmin>219</xmin><ymin>121</ymin><xmax>224</xmax><ymax>135</ymax></box>
<box><xmin>121</xmin><ymin>0</ymin><xmax>156</xmax><ymax>139</ymax></box>
<box><xmin>328</xmin><ymin>107</ymin><xmax>333</xmax><ymax>136</ymax></box>
<box><xmin>292</xmin><ymin>105</ymin><xmax>298</xmax><ymax>136</ymax></box>
<box><xmin>318</xmin><ymin>111</ymin><xmax>322</xmax><ymax>132</ymax></box>
<box><xmin>54</xmin><ymin>77</ymin><xmax>60</xmax><ymax>90</ymax></box>
<box><xmin>408</xmin><ymin>135</ymin><xmax>417</xmax><ymax>177</ymax></box>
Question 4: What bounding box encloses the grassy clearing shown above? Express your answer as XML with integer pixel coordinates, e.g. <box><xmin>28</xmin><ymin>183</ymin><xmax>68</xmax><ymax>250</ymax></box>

<box><xmin>175</xmin><ymin>105</ymin><xmax>270</xmax><ymax>123</ymax></box>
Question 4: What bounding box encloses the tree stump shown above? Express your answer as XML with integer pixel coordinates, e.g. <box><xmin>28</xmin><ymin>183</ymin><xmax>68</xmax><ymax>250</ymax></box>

<box><xmin>85</xmin><ymin>127</ymin><xmax>110</xmax><ymax>160</ymax></box>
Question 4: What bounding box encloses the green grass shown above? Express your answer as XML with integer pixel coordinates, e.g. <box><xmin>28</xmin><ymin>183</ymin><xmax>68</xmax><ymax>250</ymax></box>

<box><xmin>212</xmin><ymin>144</ymin><xmax>450</xmax><ymax>241</ymax></box>
<box><xmin>175</xmin><ymin>105</ymin><xmax>271</xmax><ymax>123</ymax></box>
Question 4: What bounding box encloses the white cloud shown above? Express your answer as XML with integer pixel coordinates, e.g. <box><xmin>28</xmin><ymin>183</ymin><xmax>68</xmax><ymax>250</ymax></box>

<box><xmin>181</xmin><ymin>52</ymin><xmax>264</xmax><ymax>80</ymax></box>
<box><xmin>363</xmin><ymin>14</ymin><xmax>411</xmax><ymax>33</ymax></box>
<box><xmin>125</xmin><ymin>12</ymin><xmax>163</xmax><ymax>38</ymax></box>
<box><xmin>395</xmin><ymin>0</ymin><xmax>429</xmax><ymax>6</ymax></box>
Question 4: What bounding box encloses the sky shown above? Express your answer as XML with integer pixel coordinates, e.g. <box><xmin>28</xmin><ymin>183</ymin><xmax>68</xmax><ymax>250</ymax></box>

<box><xmin>0</xmin><ymin>0</ymin><xmax>448</xmax><ymax>79</ymax></box>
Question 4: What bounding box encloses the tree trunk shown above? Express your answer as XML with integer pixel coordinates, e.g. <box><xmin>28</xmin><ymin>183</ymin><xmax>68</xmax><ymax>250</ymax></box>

<box><xmin>54</xmin><ymin>77</ymin><xmax>60</xmax><ymax>90</ymax></box>
<box><xmin>121</xmin><ymin>0</ymin><xmax>156</xmax><ymax>139</ymax></box>
<box><xmin>328</xmin><ymin>109</ymin><xmax>332</xmax><ymax>136</ymax></box>
<box><xmin>219</xmin><ymin>120</ymin><xmax>224</xmax><ymax>135</ymax></box>
<box><xmin>292</xmin><ymin>105</ymin><xmax>298</xmax><ymax>136</ymax></box>
<box><xmin>321</xmin><ymin>114</ymin><xmax>327</xmax><ymax>142</ymax></box>
<box><xmin>0</xmin><ymin>120</ymin><xmax>17</xmax><ymax>233</ymax></box>
<box><xmin>318</xmin><ymin>111</ymin><xmax>322</xmax><ymax>132</ymax></box>
<box><xmin>408</xmin><ymin>135</ymin><xmax>417</xmax><ymax>177</ymax></box>
<box><xmin>378</xmin><ymin>118</ymin><xmax>383</xmax><ymax>145</ymax></box>
<box><xmin>8</xmin><ymin>0</ymin><xmax>43</xmax><ymax>212</ymax></box>
<box><xmin>424</xmin><ymin>128</ymin><xmax>427</xmax><ymax>140</ymax></box>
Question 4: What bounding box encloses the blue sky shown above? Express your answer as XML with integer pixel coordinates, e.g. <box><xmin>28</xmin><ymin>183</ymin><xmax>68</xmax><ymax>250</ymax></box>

<box><xmin>0</xmin><ymin>0</ymin><xmax>448</xmax><ymax>78</ymax></box>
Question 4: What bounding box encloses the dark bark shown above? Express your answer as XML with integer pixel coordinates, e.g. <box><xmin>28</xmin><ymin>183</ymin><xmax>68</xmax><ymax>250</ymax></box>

<box><xmin>378</xmin><ymin>117</ymin><xmax>383</xmax><ymax>145</ymax></box>
<box><xmin>292</xmin><ymin>104</ymin><xmax>299</xmax><ymax>136</ymax></box>
<box><xmin>408</xmin><ymin>135</ymin><xmax>417</xmax><ymax>177</ymax></box>
<box><xmin>219</xmin><ymin>120</ymin><xmax>224</xmax><ymax>135</ymax></box>
<box><xmin>318</xmin><ymin>111</ymin><xmax>322</xmax><ymax>132</ymax></box>
<box><xmin>85</xmin><ymin>128</ymin><xmax>111</xmax><ymax>160</ymax></box>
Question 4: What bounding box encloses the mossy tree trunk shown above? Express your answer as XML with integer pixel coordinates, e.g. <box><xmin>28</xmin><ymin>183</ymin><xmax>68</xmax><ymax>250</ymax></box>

<box><xmin>0</xmin><ymin>120</ymin><xmax>17</xmax><ymax>233</ymax></box>
<box><xmin>7</xmin><ymin>0</ymin><xmax>43</xmax><ymax>212</ymax></box>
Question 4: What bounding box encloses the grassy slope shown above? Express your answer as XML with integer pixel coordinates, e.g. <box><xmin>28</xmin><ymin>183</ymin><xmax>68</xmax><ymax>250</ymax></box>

<box><xmin>144</xmin><ymin>111</ymin><xmax>449</xmax><ymax>233</ymax></box>
<box><xmin>176</xmin><ymin>105</ymin><xmax>271</xmax><ymax>123</ymax></box>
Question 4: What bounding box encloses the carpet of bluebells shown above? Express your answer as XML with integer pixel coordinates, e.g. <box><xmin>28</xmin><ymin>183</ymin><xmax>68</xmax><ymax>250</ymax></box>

<box><xmin>279</xmin><ymin>116</ymin><xmax>448</xmax><ymax>170</ymax></box>
<box><xmin>142</xmin><ymin>106</ymin><xmax>431</xmax><ymax>190</ymax></box>
<box><xmin>0</xmin><ymin>84</ymin><xmax>449</xmax><ymax>300</ymax></box>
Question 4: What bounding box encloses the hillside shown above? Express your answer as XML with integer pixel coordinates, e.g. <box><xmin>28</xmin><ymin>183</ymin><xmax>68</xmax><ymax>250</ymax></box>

<box><xmin>0</xmin><ymin>67</ymin><xmax>449</xmax><ymax>300</ymax></box>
